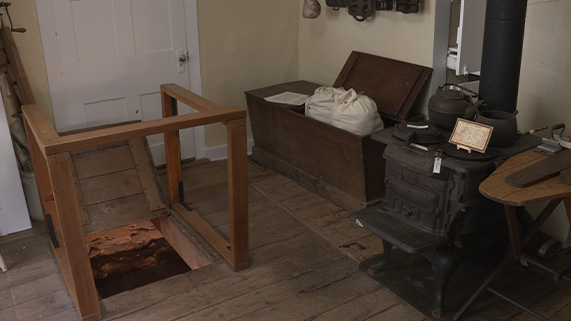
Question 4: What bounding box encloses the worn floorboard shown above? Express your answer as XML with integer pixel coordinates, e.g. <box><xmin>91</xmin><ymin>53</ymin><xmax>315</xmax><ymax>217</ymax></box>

<box><xmin>2</xmin><ymin>158</ymin><xmax>567</xmax><ymax>321</ymax></box>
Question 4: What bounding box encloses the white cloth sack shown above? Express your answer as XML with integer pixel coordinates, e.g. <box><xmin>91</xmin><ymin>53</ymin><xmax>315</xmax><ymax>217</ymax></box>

<box><xmin>331</xmin><ymin>89</ymin><xmax>384</xmax><ymax>135</ymax></box>
<box><xmin>305</xmin><ymin>86</ymin><xmax>347</xmax><ymax>124</ymax></box>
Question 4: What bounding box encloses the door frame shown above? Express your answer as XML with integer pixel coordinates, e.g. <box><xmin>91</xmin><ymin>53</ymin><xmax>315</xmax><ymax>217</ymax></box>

<box><xmin>35</xmin><ymin>0</ymin><xmax>205</xmax><ymax>159</ymax></box>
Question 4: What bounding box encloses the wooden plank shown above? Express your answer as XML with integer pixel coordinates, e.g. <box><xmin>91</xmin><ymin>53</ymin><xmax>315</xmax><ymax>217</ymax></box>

<box><xmin>1</xmin><ymin>26</ymin><xmax>35</xmax><ymax>105</ymax></box>
<box><xmin>226</xmin><ymin>119</ymin><xmax>249</xmax><ymax>271</ymax></box>
<box><xmin>506</xmin><ymin>149</ymin><xmax>571</xmax><ymax>187</ymax></box>
<box><xmin>47</xmin><ymin>152</ymin><xmax>100</xmax><ymax>321</ymax></box>
<box><xmin>71</xmin><ymin>144</ymin><xmax>135</xmax><ymax>180</ymax></box>
<box><xmin>129</xmin><ymin>137</ymin><xmax>166</xmax><ymax>212</ymax></box>
<box><xmin>205</xmin><ymin>199</ymin><xmax>307</xmax><ymax>251</ymax></box>
<box><xmin>79</xmin><ymin>169</ymin><xmax>143</xmax><ymax>206</ymax></box>
<box><xmin>180</xmin><ymin>258</ymin><xmax>359</xmax><ymax>321</ymax></box>
<box><xmin>162</xmin><ymin>91</ymin><xmax>182</xmax><ymax>205</ymax></box>
<box><xmin>83</xmin><ymin>194</ymin><xmax>168</xmax><ymax>236</ymax></box>
<box><xmin>11</xmin><ymin>288</ymin><xmax>74</xmax><ymax>321</ymax></box>
<box><xmin>311</xmin><ymin>288</ymin><xmax>400</xmax><ymax>321</ymax></box>
<box><xmin>161</xmin><ymin>83</ymin><xmax>224</xmax><ymax>112</ymax></box>
<box><xmin>151</xmin><ymin>215</ymin><xmax>213</xmax><ymax>270</ymax></box>
<box><xmin>172</xmin><ymin>204</ymin><xmax>232</xmax><ymax>265</ymax></box>
<box><xmin>337</xmin><ymin>233</ymin><xmax>385</xmax><ymax>263</ymax></box>
<box><xmin>233</xmin><ymin>273</ymin><xmax>380</xmax><ymax>321</ymax></box>
<box><xmin>197</xmin><ymin>193</ymin><xmax>275</xmax><ymax>231</ymax></box>
<box><xmin>366</xmin><ymin>304</ymin><xmax>426</xmax><ymax>321</ymax></box>
<box><xmin>10</xmin><ymin>273</ymin><xmax>67</xmax><ymax>306</ymax></box>
<box><xmin>41</xmin><ymin>107</ymin><xmax>246</xmax><ymax>155</ymax></box>
<box><xmin>22</xmin><ymin>104</ymin><xmax>58</xmax><ymax>158</ymax></box>
<box><xmin>181</xmin><ymin>160</ymin><xmax>229</xmax><ymax>189</ymax></box>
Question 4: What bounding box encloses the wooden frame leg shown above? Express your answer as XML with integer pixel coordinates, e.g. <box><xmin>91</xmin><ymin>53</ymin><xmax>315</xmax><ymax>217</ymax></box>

<box><xmin>227</xmin><ymin>119</ymin><xmax>249</xmax><ymax>270</ymax></box>
<box><xmin>48</xmin><ymin>153</ymin><xmax>100</xmax><ymax>321</ymax></box>
<box><xmin>24</xmin><ymin>120</ymin><xmax>55</xmax><ymax>232</ymax></box>
<box><xmin>162</xmin><ymin>94</ymin><xmax>182</xmax><ymax>205</ymax></box>
<box><xmin>564</xmin><ymin>198</ymin><xmax>571</xmax><ymax>225</ymax></box>
<box><xmin>504</xmin><ymin>205</ymin><xmax>521</xmax><ymax>259</ymax></box>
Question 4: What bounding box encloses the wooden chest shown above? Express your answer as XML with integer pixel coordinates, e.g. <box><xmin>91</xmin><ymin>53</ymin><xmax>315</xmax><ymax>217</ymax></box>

<box><xmin>245</xmin><ymin>52</ymin><xmax>432</xmax><ymax>211</ymax></box>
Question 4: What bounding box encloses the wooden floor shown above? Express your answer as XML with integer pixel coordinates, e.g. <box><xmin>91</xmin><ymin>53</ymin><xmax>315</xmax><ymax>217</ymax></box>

<box><xmin>1</xmin><ymin>159</ymin><xmax>570</xmax><ymax>321</ymax></box>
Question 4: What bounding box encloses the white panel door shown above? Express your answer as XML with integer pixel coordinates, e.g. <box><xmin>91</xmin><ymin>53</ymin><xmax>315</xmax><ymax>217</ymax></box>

<box><xmin>48</xmin><ymin>0</ymin><xmax>195</xmax><ymax>164</ymax></box>
<box><xmin>455</xmin><ymin>0</ymin><xmax>487</xmax><ymax>76</ymax></box>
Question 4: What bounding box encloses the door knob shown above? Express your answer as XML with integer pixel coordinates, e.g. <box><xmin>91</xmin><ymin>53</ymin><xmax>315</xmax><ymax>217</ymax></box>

<box><xmin>179</xmin><ymin>54</ymin><xmax>187</xmax><ymax>62</ymax></box>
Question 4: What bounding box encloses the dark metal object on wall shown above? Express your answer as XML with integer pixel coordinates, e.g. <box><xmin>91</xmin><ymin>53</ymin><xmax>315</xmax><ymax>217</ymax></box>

<box><xmin>396</xmin><ymin>0</ymin><xmax>420</xmax><ymax>14</ymax></box>
<box><xmin>478</xmin><ymin>0</ymin><xmax>528</xmax><ymax>112</ymax></box>
<box><xmin>325</xmin><ymin>0</ymin><xmax>348</xmax><ymax>10</ymax></box>
<box><xmin>348</xmin><ymin>0</ymin><xmax>374</xmax><ymax>22</ymax></box>
<box><xmin>376</xmin><ymin>0</ymin><xmax>393</xmax><ymax>11</ymax></box>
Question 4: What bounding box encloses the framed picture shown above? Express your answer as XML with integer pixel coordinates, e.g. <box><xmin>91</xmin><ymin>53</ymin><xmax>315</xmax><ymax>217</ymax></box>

<box><xmin>449</xmin><ymin>119</ymin><xmax>494</xmax><ymax>153</ymax></box>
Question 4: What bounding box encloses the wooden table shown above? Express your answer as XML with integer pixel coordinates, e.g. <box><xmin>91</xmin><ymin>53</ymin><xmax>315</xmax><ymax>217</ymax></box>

<box><xmin>454</xmin><ymin>149</ymin><xmax>571</xmax><ymax>320</ymax></box>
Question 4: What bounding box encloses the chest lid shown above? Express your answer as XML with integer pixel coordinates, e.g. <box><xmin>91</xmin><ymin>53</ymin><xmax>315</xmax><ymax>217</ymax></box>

<box><xmin>333</xmin><ymin>51</ymin><xmax>432</xmax><ymax>122</ymax></box>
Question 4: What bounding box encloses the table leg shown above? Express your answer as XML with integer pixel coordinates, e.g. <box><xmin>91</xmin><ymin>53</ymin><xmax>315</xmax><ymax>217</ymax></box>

<box><xmin>454</xmin><ymin>253</ymin><xmax>513</xmax><ymax>320</ymax></box>
<box><xmin>455</xmin><ymin>199</ymin><xmax>563</xmax><ymax>320</ymax></box>
<box><xmin>564</xmin><ymin>197</ymin><xmax>571</xmax><ymax>225</ymax></box>
<box><xmin>504</xmin><ymin>205</ymin><xmax>522</xmax><ymax>260</ymax></box>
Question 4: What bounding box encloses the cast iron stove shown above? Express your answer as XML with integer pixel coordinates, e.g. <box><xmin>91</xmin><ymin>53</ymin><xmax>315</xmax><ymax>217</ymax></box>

<box><xmin>350</xmin><ymin>126</ymin><xmax>541</xmax><ymax>317</ymax></box>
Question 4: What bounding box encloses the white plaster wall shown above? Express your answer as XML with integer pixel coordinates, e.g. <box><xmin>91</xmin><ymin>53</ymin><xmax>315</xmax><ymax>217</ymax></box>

<box><xmin>298</xmin><ymin>2</ymin><xmax>437</xmax><ymax>115</ymax></box>
<box><xmin>0</xmin><ymin>90</ymin><xmax>32</xmax><ymax>236</ymax></box>
<box><xmin>197</xmin><ymin>0</ymin><xmax>300</xmax><ymax>148</ymax></box>
<box><xmin>517</xmin><ymin>0</ymin><xmax>571</xmax><ymax>246</ymax></box>
<box><xmin>298</xmin><ymin>4</ymin><xmax>436</xmax><ymax>85</ymax></box>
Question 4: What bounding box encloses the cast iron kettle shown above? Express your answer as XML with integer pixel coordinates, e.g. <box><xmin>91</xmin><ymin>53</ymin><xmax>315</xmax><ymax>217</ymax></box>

<box><xmin>428</xmin><ymin>84</ymin><xmax>477</xmax><ymax>130</ymax></box>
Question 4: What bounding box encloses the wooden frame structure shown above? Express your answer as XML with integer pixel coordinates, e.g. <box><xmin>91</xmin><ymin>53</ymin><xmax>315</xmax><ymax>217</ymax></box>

<box><xmin>22</xmin><ymin>84</ymin><xmax>249</xmax><ymax>321</ymax></box>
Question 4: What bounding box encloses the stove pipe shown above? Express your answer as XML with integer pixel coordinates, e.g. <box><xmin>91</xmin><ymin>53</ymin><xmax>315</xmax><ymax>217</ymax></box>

<box><xmin>478</xmin><ymin>0</ymin><xmax>528</xmax><ymax>112</ymax></box>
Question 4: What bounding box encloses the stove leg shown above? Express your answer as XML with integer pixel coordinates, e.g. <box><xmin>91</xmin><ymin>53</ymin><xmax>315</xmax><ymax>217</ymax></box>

<box><xmin>432</xmin><ymin>247</ymin><xmax>458</xmax><ymax>317</ymax></box>
<box><xmin>368</xmin><ymin>239</ymin><xmax>392</xmax><ymax>275</ymax></box>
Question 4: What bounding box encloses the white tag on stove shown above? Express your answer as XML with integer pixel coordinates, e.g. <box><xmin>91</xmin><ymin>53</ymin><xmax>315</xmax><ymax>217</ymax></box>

<box><xmin>433</xmin><ymin>157</ymin><xmax>442</xmax><ymax>174</ymax></box>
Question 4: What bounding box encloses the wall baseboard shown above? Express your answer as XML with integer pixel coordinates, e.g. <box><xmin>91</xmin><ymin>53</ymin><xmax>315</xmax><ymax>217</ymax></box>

<box><xmin>204</xmin><ymin>139</ymin><xmax>254</xmax><ymax>161</ymax></box>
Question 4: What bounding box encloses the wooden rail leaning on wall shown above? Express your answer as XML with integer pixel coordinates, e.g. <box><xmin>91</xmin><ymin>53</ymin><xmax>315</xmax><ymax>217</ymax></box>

<box><xmin>22</xmin><ymin>84</ymin><xmax>249</xmax><ymax>321</ymax></box>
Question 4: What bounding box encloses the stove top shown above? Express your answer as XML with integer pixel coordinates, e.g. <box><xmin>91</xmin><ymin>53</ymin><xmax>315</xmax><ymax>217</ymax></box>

<box><xmin>372</xmin><ymin>127</ymin><xmax>542</xmax><ymax>173</ymax></box>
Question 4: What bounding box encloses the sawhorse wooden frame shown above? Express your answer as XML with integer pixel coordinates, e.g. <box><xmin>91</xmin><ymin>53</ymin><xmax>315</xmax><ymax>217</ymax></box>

<box><xmin>23</xmin><ymin>84</ymin><xmax>249</xmax><ymax>321</ymax></box>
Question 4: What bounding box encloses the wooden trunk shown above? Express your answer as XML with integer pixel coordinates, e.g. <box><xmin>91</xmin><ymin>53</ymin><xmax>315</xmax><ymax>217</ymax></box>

<box><xmin>246</xmin><ymin>52</ymin><xmax>432</xmax><ymax>211</ymax></box>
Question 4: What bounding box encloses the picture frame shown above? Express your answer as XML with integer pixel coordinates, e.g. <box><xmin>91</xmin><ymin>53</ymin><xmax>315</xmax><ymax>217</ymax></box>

<box><xmin>449</xmin><ymin>118</ymin><xmax>494</xmax><ymax>154</ymax></box>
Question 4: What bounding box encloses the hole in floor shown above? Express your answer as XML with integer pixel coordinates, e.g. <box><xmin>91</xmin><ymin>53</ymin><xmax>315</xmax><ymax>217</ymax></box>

<box><xmin>87</xmin><ymin>221</ymin><xmax>195</xmax><ymax>299</ymax></box>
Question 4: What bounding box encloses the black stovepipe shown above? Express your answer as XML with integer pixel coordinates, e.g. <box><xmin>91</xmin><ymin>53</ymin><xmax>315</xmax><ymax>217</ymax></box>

<box><xmin>478</xmin><ymin>0</ymin><xmax>528</xmax><ymax>113</ymax></box>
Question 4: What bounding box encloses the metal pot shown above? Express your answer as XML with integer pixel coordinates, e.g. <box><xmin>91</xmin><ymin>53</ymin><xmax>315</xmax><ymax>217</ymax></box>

<box><xmin>428</xmin><ymin>84</ymin><xmax>477</xmax><ymax>130</ymax></box>
<box><xmin>474</xmin><ymin>110</ymin><xmax>518</xmax><ymax>147</ymax></box>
